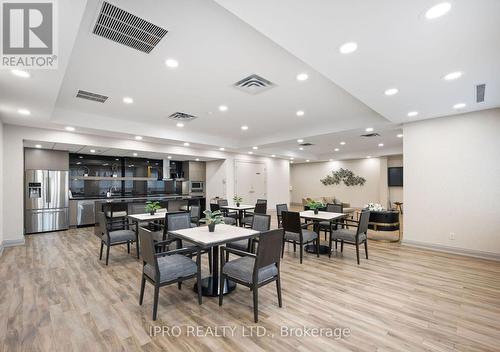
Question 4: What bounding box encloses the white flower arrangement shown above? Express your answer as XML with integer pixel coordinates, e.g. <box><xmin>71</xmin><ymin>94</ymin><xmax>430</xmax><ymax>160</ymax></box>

<box><xmin>365</xmin><ymin>203</ymin><xmax>384</xmax><ymax>211</ymax></box>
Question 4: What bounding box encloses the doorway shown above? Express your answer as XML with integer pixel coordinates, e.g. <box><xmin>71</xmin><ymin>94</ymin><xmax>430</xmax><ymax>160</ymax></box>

<box><xmin>234</xmin><ymin>160</ymin><xmax>266</xmax><ymax>205</ymax></box>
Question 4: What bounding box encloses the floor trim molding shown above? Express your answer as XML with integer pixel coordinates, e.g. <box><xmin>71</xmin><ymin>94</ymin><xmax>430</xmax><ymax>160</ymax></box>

<box><xmin>0</xmin><ymin>238</ymin><xmax>26</xmax><ymax>256</ymax></box>
<box><xmin>402</xmin><ymin>239</ymin><xmax>500</xmax><ymax>261</ymax></box>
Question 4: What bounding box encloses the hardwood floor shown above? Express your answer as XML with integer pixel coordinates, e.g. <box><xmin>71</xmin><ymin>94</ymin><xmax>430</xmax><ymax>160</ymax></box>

<box><xmin>1</xmin><ymin>215</ymin><xmax>500</xmax><ymax>351</ymax></box>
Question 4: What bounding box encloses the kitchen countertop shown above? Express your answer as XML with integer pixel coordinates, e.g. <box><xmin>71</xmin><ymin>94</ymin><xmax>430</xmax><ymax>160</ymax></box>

<box><xmin>71</xmin><ymin>194</ymin><xmax>205</xmax><ymax>201</ymax></box>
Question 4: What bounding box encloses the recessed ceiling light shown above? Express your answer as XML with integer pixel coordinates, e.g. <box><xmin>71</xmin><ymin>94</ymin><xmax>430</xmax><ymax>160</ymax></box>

<box><xmin>35</xmin><ymin>144</ymin><xmax>42</xmax><ymax>148</ymax></box>
<box><xmin>453</xmin><ymin>103</ymin><xmax>466</xmax><ymax>109</ymax></box>
<box><xmin>11</xmin><ymin>69</ymin><xmax>30</xmax><ymax>78</ymax></box>
<box><xmin>297</xmin><ymin>139</ymin><xmax>304</xmax><ymax>143</ymax></box>
<box><xmin>65</xmin><ymin>126</ymin><xmax>75</xmax><ymax>132</ymax></box>
<box><xmin>183</xmin><ymin>142</ymin><xmax>190</xmax><ymax>146</ymax></box>
<box><xmin>306</xmin><ymin>160</ymin><xmax>310</xmax><ymax>162</ymax></box>
<box><xmin>241</xmin><ymin>125</ymin><xmax>248</xmax><ymax>131</ymax></box>
<box><xmin>299</xmin><ymin>147</ymin><xmax>304</xmax><ymax>151</ymax></box>
<box><xmin>167</xmin><ymin>156</ymin><xmax>172</xmax><ymax>159</ymax></box>
<box><xmin>397</xmin><ymin>134</ymin><xmax>404</xmax><ymax>138</ymax></box>
<box><xmin>271</xmin><ymin>154</ymin><xmax>276</xmax><ymax>157</ymax></box>
<box><xmin>339</xmin><ymin>42</ymin><xmax>358</xmax><ymax>54</ymax></box>
<box><xmin>290</xmin><ymin>161</ymin><xmax>294</xmax><ymax>164</ymax></box>
<box><xmin>296</xmin><ymin>110</ymin><xmax>305</xmax><ymax>117</ymax></box>
<box><xmin>407</xmin><ymin>111</ymin><xmax>419</xmax><ymax>117</ymax></box>
<box><xmin>219</xmin><ymin>147</ymin><xmax>225</xmax><ymax>151</ymax></box>
<box><xmin>90</xmin><ymin>149</ymin><xmax>96</xmax><ymax>153</ymax></box>
<box><xmin>18</xmin><ymin>108</ymin><xmax>30</xmax><ymax>115</ymax></box>
<box><xmin>378</xmin><ymin>143</ymin><xmax>384</xmax><ymax>147</ymax></box>
<box><xmin>334</xmin><ymin>148</ymin><xmax>340</xmax><ymax>152</ymax></box>
<box><xmin>248</xmin><ymin>151</ymin><xmax>253</xmax><ymax>154</ymax></box>
<box><xmin>425</xmin><ymin>2</ymin><xmax>452</xmax><ymax>20</ymax></box>
<box><xmin>134</xmin><ymin>135</ymin><xmax>143</xmax><ymax>140</ymax></box>
<box><xmin>384</xmin><ymin>88</ymin><xmax>399</xmax><ymax>96</ymax></box>
<box><xmin>252</xmin><ymin>146</ymin><xmax>258</xmax><ymax>150</ymax></box>
<box><xmin>219</xmin><ymin>105</ymin><xmax>228</xmax><ymax>112</ymax></box>
<box><xmin>195</xmin><ymin>158</ymin><xmax>200</xmax><ymax>161</ymax></box>
<box><xmin>296</xmin><ymin>73</ymin><xmax>308</xmax><ymax>81</ymax></box>
<box><xmin>366</xmin><ymin>127</ymin><xmax>374</xmax><ymax>132</ymax></box>
<box><xmin>165</xmin><ymin>58</ymin><xmax>179</xmax><ymax>68</ymax></box>
<box><xmin>115</xmin><ymin>158</ymin><xmax>119</xmax><ymax>161</ymax></box>
<box><xmin>123</xmin><ymin>97</ymin><xmax>133</xmax><ymax>104</ymax></box>
<box><xmin>340</xmin><ymin>141</ymin><xmax>346</xmax><ymax>145</ymax></box>
<box><xmin>79</xmin><ymin>156</ymin><xmax>84</xmax><ymax>159</ymax></box>
<box><xmin>176</xmin><ymin>122</ymin><xmax>184</xmax><ymax>128</ymax></box>
<box><xmin>443</xmin><ymin>71</ymin><xmax>463</xmax><ymax>81</ymax></box>
<box><xmin>290</xmin><ymin>157</ymin><xmax>294</xmax><ymax>160</ymax></box>
<box><xmin>366</xmin><ymin>156</ymin><xmax>371</xmax><ymax>159</ymax></box>
<box><xmin>133</xmin><ymin>152</ymin><xmax>138</xmax><ymax>156</ymax></box>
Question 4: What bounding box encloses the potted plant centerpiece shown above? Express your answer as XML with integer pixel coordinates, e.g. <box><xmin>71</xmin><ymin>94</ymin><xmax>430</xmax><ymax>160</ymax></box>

<box><xmin>200</xmin><ymin>210</ymin><xmax>225</xmax><ymax>232</ymax></box>
<box><xmin>307</xmin><ymin>200</ymin><xmax>325</xmax><ymax>214</ymax></box>
<box><xmin>145</xmin><ymin>201</ymin><xmax>161</xmax><ymax>215</ymax></box>
<box><xmin>364</xmin><ymin>203</ymin><xmax>384</xmax><ymax>212</ymax></box>
<box><xmin>233</xmin><ymin>195</ymin><xmax>243</xmax><ymax>207</ymax></box>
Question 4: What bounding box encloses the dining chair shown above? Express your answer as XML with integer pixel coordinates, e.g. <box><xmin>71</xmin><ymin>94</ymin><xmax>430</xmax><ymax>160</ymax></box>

<box><xmin>226</xmin><ymin>214</ymin><xmax>271</xmax><ymax>260</ymax></box>
<box><xmin>189</xmin><ymin>205</ymin><xmax>201</xmax><ymax>226</ymax></box>
<box><xmin>242</xmin><ymin>202</ymin><xmax>267</xmax><ymax>227</ymax></box>
<box><xmin>218</xmin><ymin>199</ymin><xmax>239</xmax><ymax>220</ymax></box>
<box><xmin>329</xmin><ymin>210</ymin><xmax>370</xmax><ymax>264</ymax></box>
<box><xmin>138</xmin><ymin>227</ymin><xmax>202</xmax><ymax>320</ymax></box>
<box><xmin>275</xmin><ymin>203</ymin><xmax>288</xmax><ymax>228</ymax></box>
<box><xmin>219</xmin><ymin>228</ymin><xmax>283</xmax><ymax>323</ymax></box>
<box><xmin>318</xmin><ymin>203</ymin><xmax>343</xmax><ymax>240</ymax></box>
<box><xmin>97</xmin><ymin>211</ymin><xmax>136</xmax><ymax>265</ymax></box>
<box><xmin>281</xmin><ymin>211</ymin><xmax>319</xmax><ymax>264</ymax></box>
<box><xmin>210</xmin><ymin>203</ymin><xmax>237</xmax><ymax>225</ymax></box>
<box><xmin>102</xmin><ymin>202</ymin><xmax>129</xmax><ymax>231</ymax></box>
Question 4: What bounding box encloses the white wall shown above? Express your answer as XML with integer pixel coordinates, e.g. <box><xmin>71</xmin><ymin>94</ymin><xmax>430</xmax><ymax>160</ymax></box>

<box><xmin>290</xmin><ymin>158</ymin><xmax>388</xmax><ymax>208</ymax></box>
<box><xmin>404</xmin><ymin>108</ymin><xmax>500</xmax><ymax>257</ymax></box>
<box><xmin>0</xmin><ymin>121</ymin><xmax>3</xmax><ymax>249</ymax></box>
<box><xmin>388</xmin><ymin>155</ymin><xmax>403</xmax><ymax>205</ymax></box>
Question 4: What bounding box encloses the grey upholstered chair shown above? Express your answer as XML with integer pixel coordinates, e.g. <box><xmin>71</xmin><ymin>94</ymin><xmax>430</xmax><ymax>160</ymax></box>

<box><xmin>219</xmin><ymin>228</ymin><xmax>283</xmax><ymax>323</ymax></box>
<box><xmin>97</xmin><ymin>212</ymin><xmax>137</xmax><ymax>265</ymax></box>
<box><xmin>281</xmin><ymin>211</ymin><xmax>319</xmax><ymax>264</ymax></box>
<box><xmin>138</xmin><ymin>227</ymin><xmax>202</xmax><ymax>320</ymax></box>
<box><xmin>226</xmin><ymin>214</ymin><xmax>271</xmax><ymax>259</ymax></box>
<box><xmin>210</xmin><ymin>203</ymin><xmax>237</xmax><ymax>225</ymax></box>
<box><xmin>242</xmin><ymin>202</ymin><xmax>267</xmax><ymax>227</ymax></box>
<box><xmin>318</xmin><ymin>203</ymin><xmax>343</xmax><ymax>240</ymax></box>
<box><xmin>189</xmin><ymin>205</ymin><xmax>201</xmax><ymax>226</ymax></box>
<box><xmin>329</xmin><ymin>210</ymin><xmax>370</xmax><ymax>264</ymax></box>
<box><xmin>275</xmin><ymin>203</ymin><xmax>288</xmax><ymax>228</ymax></box>
<box><xmin>217</xmin><ymin>199</ymin><xmax>239</xmax><ymax>222</ymax></box>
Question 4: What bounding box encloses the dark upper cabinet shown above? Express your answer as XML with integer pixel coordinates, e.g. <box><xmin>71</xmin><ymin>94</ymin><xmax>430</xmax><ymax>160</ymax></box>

<box><xmin>69</xmin><ymin>154</ymin><xmax>122</xmax><ymax>177</ymax></box>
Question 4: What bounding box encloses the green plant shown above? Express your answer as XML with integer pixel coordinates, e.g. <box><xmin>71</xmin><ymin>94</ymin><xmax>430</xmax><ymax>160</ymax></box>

<box><xmin>233</xmin><ymin>195</ymin><xmax>243</xmax><ymax>204</ymax></box>
<box><xmin>145</xmin><ymin>201</ymin><xmax>161</xmax><ymax>213</ymax></box>
<box><xmin>200</xmin><ymin>210</ymin><xmax>225</xmax><ymax>225</ymax></box>
<box><xmin>306</xmin><ymin>200</ymin><xmax>325</xmax><ymax>210</ymax></box>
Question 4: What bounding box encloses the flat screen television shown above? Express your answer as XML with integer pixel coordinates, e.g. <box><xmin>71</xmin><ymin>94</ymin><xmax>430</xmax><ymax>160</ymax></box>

<box><xmin>388</xmin><ymin>167</ymin><xmax>403</xmax><ymax>187</ymax></box>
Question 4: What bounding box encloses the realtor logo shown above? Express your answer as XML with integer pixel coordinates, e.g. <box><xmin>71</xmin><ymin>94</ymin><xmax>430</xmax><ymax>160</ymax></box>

<box><xmin>1</xmin><ymin>0</ymin><xmax>57</xmax><ymax>68</ymax></box>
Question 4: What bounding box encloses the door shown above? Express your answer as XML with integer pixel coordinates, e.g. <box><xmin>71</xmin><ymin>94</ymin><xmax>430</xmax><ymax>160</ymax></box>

<box><xmin>235</xmin><ymin>161</ymin><xmax>266</xmax><ymax>205</ymax></box>
<box><xmin>47</xmin><ymin>171</ymin><xmax>68</xmax><ymax>209</ymax></box>
<box><xmin>25</xmin><ymin>170</ymin><xmax>48</xmax><ymax>210</ymax></box>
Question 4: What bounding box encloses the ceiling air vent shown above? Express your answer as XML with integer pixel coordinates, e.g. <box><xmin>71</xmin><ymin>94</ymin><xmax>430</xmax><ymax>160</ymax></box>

<box><xmin>76</xmin><ymin>89</ymin><xmax>108</xmax><ymax>103</ymax></box>
<box><xmin>168</xmin><ymin>112</ymin><xmax>198</xmax><ymax>121</ymax></box>
<box><xmin>476</xmin><ymin>83</ymin><xmax>486</xmax><ymax>103</ymax></box>
<box><xmin>234</xmin><ymin>74</ymin><xmax>275</xmax><ymax>95</ymax></box>
<box><xmin>299</xmin><ymin>143</ymin><xmax>314</xmax><ymax>146</ymax></box>
<box><xmin>361</xmin><ymin>133</ymin><xmax>381</xmax><ymax>137</ymax></box>
<box><xmin>92</xmin><ymin>2</ymin><xmax>168</xmax><ymax>54</ymax></box>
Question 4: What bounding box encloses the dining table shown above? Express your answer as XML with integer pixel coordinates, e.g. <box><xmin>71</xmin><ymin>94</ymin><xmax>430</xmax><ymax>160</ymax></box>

<box><xmin>128</xmin><ymin>210</ymin><xmax>168</xmax><ymax>257</ymax></box>
<box><xmin>299</xmin><ymin>210</ymin><xmax>346</xmax><ymax>255</ymax></box>
<box><xmin>219</xmin><ymin>204</ymin><xmax>255</xmax><ymax>226</ymax></box>
<box><xmin>168</xmin><ymin>224</ymin><xmax>259</xmax><ymax>296</ymax></box>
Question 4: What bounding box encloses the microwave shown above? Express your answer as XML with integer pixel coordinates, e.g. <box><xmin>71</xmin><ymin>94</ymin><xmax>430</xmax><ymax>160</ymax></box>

<box><xmin>190</xmin><ymin>181</ymin><xmax>205</xmax><ymax>193</ymax></box>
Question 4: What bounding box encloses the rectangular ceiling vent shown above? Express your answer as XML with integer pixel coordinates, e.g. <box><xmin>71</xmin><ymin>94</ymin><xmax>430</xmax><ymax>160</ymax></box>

<box><xmin>476</xmin><ymin>83</ymin><xmax>486</xmax><ymax>103</ymax></box>
<box><xmin>168</xmin><ymin>112</ymin><xmax>198</xmax><ymax>121</ymax></box>
<box><xmin>361</xmin><ymin>133</ymin><xmax>381</xmax><ymax>137</ymax></box>
<box><xmin>76</xmin><ymin>89</ymin><xmax>108</xmax><ymax>103</ymax></box>
<box><xmin>234</xmin><ymin>74</ymin><xmax>275</xmax><ymax>95</ymax></box>
<box><xmin>299</xmin><ymin>143</ymin><xmax>314</xmax><ymax>146</ymax></box>
<box><xmin>92</xmin><ymin>1</ymin><xmax>168</xmax><ymax>54</ymax></box>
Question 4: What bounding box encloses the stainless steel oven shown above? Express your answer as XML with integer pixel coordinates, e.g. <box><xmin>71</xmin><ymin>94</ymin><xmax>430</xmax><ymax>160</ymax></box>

<box><xmin>189</xmin><ymin>181</ymin><xmax>204</xmax><ymax>194</ymax></box>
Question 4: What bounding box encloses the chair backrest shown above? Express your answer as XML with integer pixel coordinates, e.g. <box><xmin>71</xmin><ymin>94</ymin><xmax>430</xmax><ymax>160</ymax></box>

<box><xmin>357</xmin><ymin>210</ymin><xmax>370</xmax><ymax>236</ymax></box>
<box><xmin>252</xmin><ymin>214</ymin><xmax>271</xmax><ymax>232</ymax></box>
<box><xmin>326</xmin><ymin>203</ymin><xmax>343</xmax><ymax>214</ymax></box>
<box><xmin>253</xmin><ymin>202</ymin><xmax>267</xmax><ymax>215</ymax></box>
<box><xmin>276</xmin><ymin>203</ymin><xmax>288</xmax><ymax>216</ymax></box>
<box><xmin>138</xmin><ymin>227</ymin><xmax>159</xmax><ymax>276</ymax></box>
<box><xmin>254</xmin><ymin>229</ymin><xmax>283</xmax><ymax>271</ymax></box>
<box><xmin>103</xmin><ymin>202</ymin><xmax>128</xmax><ymax>216</ymax></box>
<box><xmin>96</xmin><ymin>211</ymin><xmax>108</xmax><ymax>238</ymax></box>
<box><xmin>166</xmin><ymin>212</ymin><xmax>191</xmax><ymax>231</ymax></box>
<box><xmin>281</xmin><ymin>211</ymin><xmax>302</xmax><ymax>234</ymax></box>
<box><xmin>210</xmin><ymin>203</ymin><xmax>220</xmax><ymax>212</ymax></box>
<box><xmin>218</xmin><ymin>199</ymin><xmax>228</xmax><ymax>206</ymax></box>
<box><xmin>190</xmin><ymin>205</ymin><xmax>200</xmax><ymax>219</ymax></box>
<box><xmin>256</xmin><ymin>199</ymin><xmax>267</xmax><ymax>204</ymax></box>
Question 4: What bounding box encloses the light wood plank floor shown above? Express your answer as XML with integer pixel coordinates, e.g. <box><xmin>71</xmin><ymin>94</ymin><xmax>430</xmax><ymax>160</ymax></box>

<box><xmin>1</xmin><ymin>214</ymin><xmax>500</xmax><ymax>351</ymax></box>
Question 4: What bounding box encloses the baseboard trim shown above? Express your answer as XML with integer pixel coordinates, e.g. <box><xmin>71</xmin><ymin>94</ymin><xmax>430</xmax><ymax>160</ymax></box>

<box><xmin>402</xmin><ymin>239</ymin><xmax>500</xmax><ymax>261</ymax></box>
<box><xmin>0</xmin><ymin>238</ymin><xmax>26</xmax><ymax>256</ymax></box>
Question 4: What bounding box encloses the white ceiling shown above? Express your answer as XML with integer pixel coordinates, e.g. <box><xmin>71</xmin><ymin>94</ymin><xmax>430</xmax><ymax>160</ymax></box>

<box><xmin>2</xmin><ymin>0</ymin><xmax>499</xmax><ymax>161</ymax></box>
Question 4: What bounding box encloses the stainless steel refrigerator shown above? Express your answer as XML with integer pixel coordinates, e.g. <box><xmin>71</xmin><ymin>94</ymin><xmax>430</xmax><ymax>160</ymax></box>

<box><xmin>25</xmin><ymin>170</ymin><xmax>69</xmax><ymax>234</ymax></box>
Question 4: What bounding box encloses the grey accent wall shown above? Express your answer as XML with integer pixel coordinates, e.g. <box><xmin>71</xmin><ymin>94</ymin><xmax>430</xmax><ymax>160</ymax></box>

<box><xmin>24</xmin><ymin>148</ymin><xmax>69</xmax><ymax>171</ymax></box>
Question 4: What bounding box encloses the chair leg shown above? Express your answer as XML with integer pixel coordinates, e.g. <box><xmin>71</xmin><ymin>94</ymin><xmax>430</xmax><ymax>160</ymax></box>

<box><xmin>178</xmin><ymin>282</ymin><xmax>182</xmax><ymax>290</ymax></box>
<box><xmin>316</xmin><ymin>238</ymin><xmax>320</xmax><ymax>258</ymax></box>
<box><xmin>127</xmin><ymin>241</ymin><xmax>130</xmax><ymax>254</ymax></box>
<box><xmin>218</xmin><ymin>274</ymin><xmax>225</xmax><ymax>306</ymax></box>
<box><xmin>276</xmin><ymin>275</ymin><xmax>282</xmax><ymax>308</ymax></box>
<box><xmin>293</xmin><ymin>242</ymin><xmax>296</xmax><ymax>252</ymax></box>
<box><xmin>356</xmin><ymin>243</ymin><xmax>360</xmax><ymax>265</ymax></box>
<box><xmin>105</xmin><ymin>244</ymin><xmax>110</xmax><ymax>265</ymax></box>
<box><xmin>253</xmin><ymin>286</ymin><xmax>259</xmax><ymax>323</ymax></box>
<box><xmin>364</xmin><ymin>240</ymin><xmax>368</xmax><ymax>259</ymax></box>
<box><xmin>152</xmin><ymin>284</ymin><xmax>160</xmax><ymax>321</ymax></box>
<box><xmin>281</xmin><ymin>240</ymin><xmax>285</xmax><ymax>258</ymax></box>
<box><xmin>208</xmin><ymin>251</ymin><xmax>213</xmax><ymax>274</ymax></box>
<box><xmin>335</xmin><ymin>240</ymin><xmax>338</xmax><ymax>250</ymax></box>
<box><xmin>139</xmin><ymin>275</ymin><xmax>146</xmax><ymax>305</ymax></box>
<box><xmin>99</xmin><ymin>241</ymin><xmax>104</xmax><ymax>260</ymax></box>
<box><xmin>197</xmin><ymin>272</ymin><xmax>202</xmax><ymax>306</ymax></box>
<box><xmin>341</xmin><ymin>240</ymin><xmax>344</xmax><ymax>253</ymax></box>
<box><xmin>299</xmin><ymin>242</ymin><xmax>303</xmax><ymax>264</ymax></box>
<box><xmin>136</xmin><ymin>234</ymin><xmax>140</xmax><ymax>259</ymax></box>
<box><xmin>225</xmin><ymin>251</ymin><xmax>229</xmax><ymax>263</ymax></box>
<box><xmin>328</xmin><ymin>235</ymin><xmax>332</xmax><ymax>258</ymax></box>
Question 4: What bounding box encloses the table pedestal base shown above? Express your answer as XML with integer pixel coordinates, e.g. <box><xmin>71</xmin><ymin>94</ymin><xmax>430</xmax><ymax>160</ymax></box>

<box><xmin>194</xmin><ymin>277</ymin><xmax>236</xmax><ymax>297</ymax></box>
<box><xmin>305</xmin><ymin>244</ymin><xmax>330</xmax><ymax>255</ymax></box>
